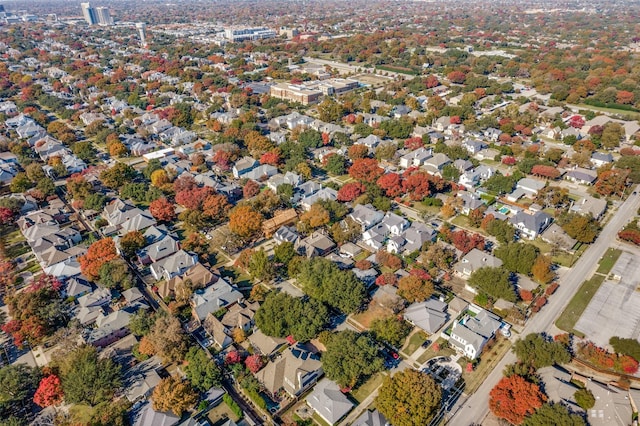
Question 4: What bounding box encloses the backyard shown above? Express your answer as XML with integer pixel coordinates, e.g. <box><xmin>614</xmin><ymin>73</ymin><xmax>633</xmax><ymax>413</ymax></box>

<box><xmin>555</xmin><ymin>273</ymin><xmax>606</xmax><ymax>337</ymax></box>
<box><xmin>207</xmin><ymin>401</ymin><xmax>242</xmax><ymax>425</ymax></box>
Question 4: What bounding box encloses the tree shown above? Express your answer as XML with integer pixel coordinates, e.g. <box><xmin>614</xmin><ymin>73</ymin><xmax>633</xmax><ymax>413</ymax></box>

<box><xmin>184</xmin><ymin>347</ymin><xmax>222</xmax><ymax>392</ymax></box>
<box><xmin>255</xmin><ymin>291</ymin><xmax>328</xmax><ymax>341</ymax></box>
<box><xmin>98</xmin><ymin>259</ymin><xmax>134</xmax><ymax>290</ymax></box>
<box><xmin>33</xmin><ymin>375</ymin><xmax>63</xmax><ymax>407</ymax></box>
<box><xmin>375</xmin><ymin>370</ymin><xmax>442</xmax><ymax>426</ymax></box>
<box><xmin>296</xmin><ymin>258</ymin><xmax>366</xmax><ymax>314</ymax></box>
<box><xmin>337</xmin><ymin>182</ymin><xmax>366</xmax><ymax>202</ymax></box>
<box><xmin>484</xmin><ymin>173</ymin><xmax>516</xmax><ymax>194</ymax></box>
<box><xmin>610</xmin><ymin>337</ymin><xmax>640</xmax><ymax>362</ymax></box>
<box><xmin>595</xmin><ymin>169</ymin><xmax>627</xmax><ymax>196</ymax></box>
<box><xmin>531</xmin><ymin>255</ymin><xmax>554</xmax><ymax>284</ymax></box>
<box><xmin>486</xmin><ymin>219</ymin><xmax>515</xmax><ymax>244</ymax></box>
<box><xmin>248</xmin><ymin>249</ymin><xmax>274</xmax><ymax>281</ymax></box>
<box><xmin>9</xmin><ymin>172</ymin><xmax>32</xmax><ymax>193</ymax></box>
<box><xmin>451</xmin><ymin>230</ymin><xmax>485</xmax><ymax>254</ymax></box>
<box><xmin>108</xmin><ymin>141</ymin><xmax>128</xmax><ymax>157</ymax></box>
<box><xmin>531</xmin><ymin>165</ymin><xmax>560</xmax><ymax>179</ymax></box>
<box><xmin>229</xmin><ymin>205</ymin><xmax>263</xmax><ymax>239</ymax></box>
<box><xmin>522</xmin><ymin>403</ymin><xmax>586</xmax><ymax>426</ymax></box>
<box><xmin>377</xmin><ymin>173</ymin><xmax>403</xmax><ymax>197</ymax></box>
<box><xmin>273</xmin><ymin>241</ymin><xmax>295</xmax><ymax>265</ymax></box>
<box><xmin>299</xmin><ymin>203</ymin><xmax>330</xmax><ymax>230</ymax></box>
<box><xmin>146</xmin><ymin>314</ymin><xmax>188</xmax><ymax>363</ymax></box>
<box><xmin>469</xmin><ymin>267</ymin><xmax>516</xmax><ymax>302</ymax></box>
<box><xmin>245</xmin><ymin>354</ymin><xmax>265</xmax><ymax>373</ymax></box>
<box><xmin>348</xmin><ymin>144</ymin><xmax>369</xmax><ymax>160</ymax></box>
<box><xmin>298</xmin><ymin>129</ymin><xmax>323</xmax><ymax>150</ymax></box>
<box><xmin>322</xmin><ymin>330</ymin><xmax>384</xmax><ymax>388</ymax></box>
<box><xmin>421</xmin><ymin>242</ymin><xmax>456</xmax><ymax>271</ymax></box>
<box><xmin>120</xmin><ymin>231</ymin><xmax>145</xmax><ymax>259</ymax></box>
<box><xmin>560</xmin><ymin>213</ymin><xmax>600</xmax><ymax>243</ymax></box>
<box><xmin>100</xmin><ymin>162</ymin><xmax>136</xmax><ymax>189</ymax></box>
<box><xmin>128</xmin><ymin>309</ymin><xmax>156</xmax><ymax>337</ymax></box>
<box><xmin>58</xmin><ymin>345</ymin><xmax>121</xmax><ymax>406</ymax></box>
<box><xmin>0</xmin><ymin>364</ymin><xmax>41</xmax><ymax>415</ymax></box>
<box><xmin>152</xmin><ymin>377</ymin><xmax>198</xmax><ymax>416</ymax></box>
<box><xmin>349</xmin><ymin>158</ymin><xmax>384</xmax><ymax>183</ymax></box>
<box><xmin>489</xmin><ymin>375</ymin><xmax>546</xmax><ymax>425</ymax></box>
<box><xmin>149</xmin><ymin>198</ymin><xmax>176</xmax><ymax>222</ymax></box>
<box><xmin>397</xmin><ymin>275</ymin><xmax>434</xmax><ymax>303</ymax></box>
<box><xmin>574</xmin><ymin>388</ymin><xmax>595</xmax><ymax>410</ymax></box>
<box><xmin>513</xmin><ymin>333</ymin><xmax>571</xmax><ymax>369</ymax></box>
<box><xmin>79</xmin><ymin>238</ymin><xmax>118</xmax><ymax>281</ymax></box>
<box><xmin>176</xmin><ymin>186</ymin><xmax>215</xmax><ymax>210</ymax></box>
<box><xmin>0</xmin><ymin>207</ymin><xmax>15</xmax><ymax>225</ymax></box>
<box><xmin>495</xmin><ymin>242</ymin><xmax>539</xmax><ymax>275</ymax></box>
<box><xmin>370</xmin><ymin>316</ymin><xmax>412</xmax><ymax>347</ymax></box>
<box><xmin>66</xmin><ymin>174</ymin><xmax>92</xmax><ymax>200</ymax></box>
<box><xmin>325</xmin><ymin>154</ymin><xmax>346</xmax><ymax>175</ymax></box>
<box><xmin>150</xmin><ymin>169</ymin><xmax>170</xmax><ymax>188</ymax></box>
<box><xmin>243</xmin><ymin>180</ymin><xmax>260</xmax><ymax>198</ymax></box>
<box><xmin>83</xmin><ymin>193</ymin><xmax>106</xmax><ymax>211</ymax></box>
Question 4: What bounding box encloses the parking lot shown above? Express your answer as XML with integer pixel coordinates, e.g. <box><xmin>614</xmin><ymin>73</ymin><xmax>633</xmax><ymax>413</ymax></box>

<box><xmin>575</xmin><ymin>251</ymin><xmax>640</xmax><ymax>347</ymax></box>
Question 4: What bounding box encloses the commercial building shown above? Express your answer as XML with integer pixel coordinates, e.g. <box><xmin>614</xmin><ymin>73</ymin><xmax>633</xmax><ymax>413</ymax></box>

<box><xmin>80</xmin><ymin>2</ymin><xmax>97</xmax><ymax>25</ymax></box>
<box><xmin>95</xmin><ymin>7</ymin><xmax>113</xmax><ymax>26</ymax></box>
<box><xmin>80</xmin><ymin>3</ymin><xmax>113</xmax><ymax>26</ymax></box>
<box><xmin>270</xmin><ymin>83</ymin><xmax>322</xmax><ymax>105</ymax></box>
<box><xmin>223</xmin><ymin>27</ymin><xmax>276</xmax><ymax>42</ymax></box>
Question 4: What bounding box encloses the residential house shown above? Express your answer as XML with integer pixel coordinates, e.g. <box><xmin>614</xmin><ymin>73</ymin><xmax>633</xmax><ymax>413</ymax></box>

<box><xmin>379</xmin><ymin>211</ymin><xmax>409</xmax><ymax>236</ymax></box>
<box><xmin>266</xmin><ymin>172</ymin><xmax>301</xmax><ymax>192</ymax></box>
<box><xmin>423</xmin><ymin>153</ymin><xmax>451</xmax><ymax>176</ymax></box>
<box><xmin>447</xmin><ymin>309</ymin><xmax>502</xmax><ymax>360</ymax></box>
<box><xmin>395</xmin><ymin>222</ymin><xmax>436</xmax><ymax>254</ymax></box>
<box><xmin>87</xmin><ymin>307</ymin><xmax>134</xmax><ymax>348</ymax></box>
<box><xmin>459</xmin><ymin>166</ymin><xmax>494</xmax><ymax>189</ymax></box>
<box><xmin>361</xmin><ymin>113</ymin><xmax>389</xmax><ymax>127</ymax></box>
<box><xmin>132</xmin><ymin>402</ymin><xmax>179</xmax><ymax>426</ymax></box>
<box><xmin>570</xmin><ymin>195</ymin><xmax>607</xmax><ymax>220</ymax></box>
<box><xmin>399</xmin><ymin>147</ymin><xmax>433</xmax><ymax>169</ymax></box>
<box><xmin>244</xmin><ymin>164</ymin><xmax>278</xmax><ymax>181</ymax></box>
<box><xmin>339</xmin><ymin>243</ymin><xmax>362</xmax><ymax>259</ymax></box>
<box><xmin>353</xmin><ymin>409</ymin><xmax>389</xmax><ymax>426</ymax></box>
<box><xmin>307</xmin><ymin>379</ymin><xmax>355</xmax><ymax>425</ymax></box>
<box><xmin>516</xmin><ymin>178</ymin><xmax>546</xmax><ymax>198</ymax></box>
<box><xmin>454</xmin><ymin>248</ymin><xmax>503</xmax><ymax>278</ymax></box>
<box><xmin>232</xmin><ymin>157</ymin><xmax>257</xmax><ymax>179</ymax></box>
<box><xmin>262</xmin><ymin>209</ymin><xmax>298</xmax><ymax>237</ymax></box>
<box><xmin>349</xmin><ymin>204</ymin><xmax>384</xmax><ymax>231</ymax></box>
<box><xmin>355</xmin><ymin>134</ymin><xmax>381</xmax><ymax>153</ymax></box>
<box><xmin>202</xmin><ymin>314</ymin><xmax>234</xmax><ymax>349</ymax></box>
<box><xmin>64</xmin><ymin>277</ymin><xmax>92</xmax><ymax>299</ymax></box>
<box><xmin>190</xmin><ymin>277</ymin><xmax>243</xmax><ymax>324</ymax></box>
<box><xmin>248</xmin><ymin>329</ymin><xmax>287</xmax><ymax>357</ymax></box>
<box><xmin>404</xmin><ymin>299</ymin><xmax>449</xmax><ymax>334</ymax></box>
<box><xmin>149</xmin><ymin>119</ymin><xmax>172</xmax><ymax>134</ymax></box>
<box><xmin>123</xmin><ymin>357</ymin><xmax>163</xmax><ymax>403</ymax></box>
<box><xmin>157</xmin><ymin>262</ymin><xmax>214</xmax><ymax>300</ymax></box>
<box><xmin>541</xmin><ymin>223</ymin><xmax>577</xmax><ymax>252</ymax></box>
<box><xmin>137</xmin><ymin>233</ymin><xmax>180</xmax><ymax>265</ymax></box>
<box><xmin>256</xmin><ymin>343</ymin><xmax>323</xmax><ymax>398</ymax></box>
<box><xmin>483</xmin><ymin>127</ymin><xmax>502</xmax><ymax>142</ymax></box>
<box><xmin>591</xmin><ymin>152</ymin><xmax>614</xmax><ymax>168</ymax></box>
<box><xmin>299</xmin><ymin>187</ymin><xmax>338</xmax><ymax>210</ymax></box>
<box><xmin>462</xmin><ymin>140</ymin><xmax>487</xmax><ymax>155</ymax></box>
<box><xmin>457</xmin><ymin>192</ymin><xmax>485</xmax><ymax>215</ymax></box>
<box><xmin>453</xmin><ymin>159</ymin><xmax>474</xmax><ymax>173</ymax></box>
<box><xmin>274</xmin><ymin>225</ymin><xmax>300</xmax><ymax>245</ymax></box>
<box><xmin>103</xmin><ymin>199</ymin><xmax>156</xmax><ymax>234</ymax></box>
<box><xmin>297</xmin><ymin>231</ymin><xmax>336</xmax><ymax>257</ymax></box>
<box><xmin>509</xmin><ymin>210</ymin><xmax>553</xmax><ymax>239</ymax></box>
<box><xmin>565</xmin><ymin>167</ymin><xmax>597</xmax><ymax>185</ymax></box>
<box><xmin>150</xmin><ymin>249</ymin><xmax>198</xmax><ymax>281</ymax></box>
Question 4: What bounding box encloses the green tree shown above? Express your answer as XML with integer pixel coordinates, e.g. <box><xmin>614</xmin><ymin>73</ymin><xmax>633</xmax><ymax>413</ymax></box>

<box><xmin>9</xmin><ymin>172</ymin><xmax>32</xmax><ymax>193</ymax></box>
<box><xmin>58</xmin><ymin>345</ymin><xmax>122</xmax><ymax>406</ymax></box>
<box><xmin>522</xmin><ymin>403</ymin><xmax>586</xmax><ymax>426</ymax></box>
<box><xmin>248</xmin><ymin>249</ymin><xmax>275</xmax><ymax>281</ymax></box>
<box><xmin>100</xmin><ymin>162</ymin><xmax>136</xmax><ymax>189</ymax></box>
<box><xmin>83</xmin><ymin>193</ymin><xmax>107</xmax><ymax>211</ymax></box>
<box><xmin>513</xmin><ymin>333</ymin><xmax>571</xmax><ymax>368</ymax></box>
<box><xmin>370</xmin><ymin>316</ymin><xmax>412</xmax><ymax>348</ymax></box>
<box><xmin>560</xmin><ymin>213</ymin><xmax>600</xmax><ymax>243</ymax></box>
<box><xmin>486</xmin><ymin>218</ymin><xmax>516</xmax><ymax>244</ymax></box>
<box><xmin>325</xmin><ymin>154</ymin><xmax>346</xmax><ymax>175</ymax></box>
<box><xmin>98</xmin><ymin>259</ymin><xmax>134</xmax><ymax>290</ymax></box>
<box><xmin>119</xmin><ymin>230</ymin><xmax>146</xmax><ymax>259</ymax></box>
<box><xmin>610</xmin><ymin>337</ymin><xmax>640</xmax><ymax>361</ymax></box>
<box><xmin>494</xmin><ymin>242</ymin><xmax>539</xmax><ymax>275</ymax></box>
<box><xmin>184</xmin><ymin>347</ymin><xmax>222</xmax><ymax>392</ymax></box>
<box><xmin>128</xmin><ymin>309</ymin><xmax>156</xmax><ymax>337</ymax></box>
<box><xmin>483</xmin><ymin>172</ymin><xmax>516</xmax><ymax>194</ymax></box>
<box><xmin>0</xmin><ymin>365</ymin><xmax>41</xmax><ymax>415</ymax></box>
<box><xmin>322</xmin><ymin>330</ymin><xmax>384</xmax><ymax>388</ymax></box>
<box><xmin>469</xmin><ymin>267</ymin><xmax>516</xmax><ymax>302</ymax></box>
<box><xmin>375</xmin><ymin>370</ymin><xmax>442</xmax><ymax>426</ymax></box>
<box><xmin>442</xmin><ymin>164</ymin><xmax>461</xmax><ymax>182</ymax></box>
<box><xmin>273</xmin><ymin>242</ymin><xmax>296</xmax><ymax>265</ymax></box>
<box><xmin>295</xmin><ymin>257</ymin><xmax>366</xmax><ymax>314</ymax></box>
<box><xmin>574</xmin><ymin>388</ymin><xmax>595</xmax><ymax>410</ymax></box>
<box><xmin>298</xmin><ymin>129</ymin><xmax>323</xmax><ymax>150</ymax></box>
<box><xmin>71</xmin><ymin>141</ymin><xmax>96</xmax><ymax>161</ymax></box>
<box><xmin>254</xmin><ymin>291</ymin><xmax>328</xmax><ymax>341</ymax></box>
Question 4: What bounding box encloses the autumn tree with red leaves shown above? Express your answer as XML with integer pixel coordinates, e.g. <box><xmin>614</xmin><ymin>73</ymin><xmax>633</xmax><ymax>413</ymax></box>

<box><xmin>202</xmin><ymin>194</ymin><xmax>230</xmax><ymax>222</ymax></box>
<box><xmin>531</xmin><ymin>165</ymin><xmax>560</xmax><ymax>179</ymax></box>
<box><xmin>259</xmin><ymin>150</ymin><xmax>281</xmax><ymax>166</ymax></box>
<box><xmin>489</xmin><ymin>375</ymin><xmax>546</xmax><ymax>425</ymax></box>
<box><xmin>595</xmin><ymin>169</ymin><xmax>628</xmax><ymax>196</ymax></box>
<box><xmin>245</xmin><ymin>354</ymin><xmax>265</xmax><ymax>373</ymax></box>
<box><xmin>404</xmin><ymin>137</ymin><xmax>424</xmax><ymax>150</ymax></box>
<box><xmin>175</xmin><ymin>186</ymin><xmax>215</xmax><ymax>210</ymax></box>
<box><xmin>149</xmin><ymin>198</ymin><xmax>176</xmax><ymax>222</ymax></box>
<box><xmin>79</xmin><ymin>238</ymin><xmax>119</xmax><ymax>280</ymax></box>
<box><xmin>349</xmin><ymin>158</ymin><xmax>384</xmax><ymax>183</ymax></box>
<box><xmin>451</xmin><ymin>230</ymin><xmax>485</xmax><ymax>254</ymax></box>
<box><xmin>377</xmin><ymin>173</ymin><xmax>403</xmax><ymax>197</ymax></box>
<box><xmin>337</xmin><ymin>182</ymin><xmax>367</xmax><ymax>202</ymax></box>
<box><xmin>34</xmin><ymin>375</ymin><xmax>64</xmax><ymax>407</ymax></box>
<box><xmin>447</xmin><ymin>70</ymin><xmax>466</xmax><ymax>84</ymax></box>
<box><xmin>243</xmin><ymin>180</ymin><xmax>260</xmax><ymax>198</ymax></box>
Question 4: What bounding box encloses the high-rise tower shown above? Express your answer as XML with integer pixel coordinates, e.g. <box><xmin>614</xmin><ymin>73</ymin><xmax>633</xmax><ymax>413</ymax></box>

<box><xmin>80</xmin><ymin>2</ymin><xmax>97</xmax><ymax>25</ymax></box>
<box><xmin>136</xmin><ymin>23</ymin><xmax>148</xmax><ymax>48</ymax></box>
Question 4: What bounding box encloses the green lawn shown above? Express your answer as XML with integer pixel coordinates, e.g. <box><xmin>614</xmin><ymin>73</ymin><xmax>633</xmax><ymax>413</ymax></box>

<box><xmin>208</xmin><ymin>401</ymin><xmax>242</xmax><ymax>424</ymax></box>
<box><xmin>555</xmin><ymin>273</ymin><xmax>606</xmax><ymax>336</ymax></box>
<box><xmin>596</xmin><ymin>248</ymin><xmax>622</xmax><ymax>275</ymax></box>
<box><xmin>576</xmin><ymin>103</ymin><xmax>640</xmax><ymax>120</ymax></box>
<box><xmin>415</xmin><ymin>338</ymin><xmax>456</xmax><ymax>366</ymax></box>
<box><xmin>450</xmin><ymin>215</ymin><xmax>470</xmax><ymax>229</ymax></box>
<box><xmin>401</xmin><ymin>330</ymin><xmax>428</xmax><ymax>358</ymax></box>
<box><xmin>351</xmin><ymin>372</ymin><xmax>386</xmax><ymax>403</ymax></box>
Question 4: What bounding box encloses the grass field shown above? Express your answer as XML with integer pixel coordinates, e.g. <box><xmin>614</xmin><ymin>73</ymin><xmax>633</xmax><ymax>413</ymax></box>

<box><xmin>415</xmin><ymin>338</ymin><xmax>456</xmax><ymax>366</ymax></box>
<box><xmin>459</xmin><ymin>337</ymin><xmax>512</xmax><ymax>394</ymax></box>
<box><xmin>596</xmin><ymin>248</ymin><xmax>623</xmax><ymax>275</ymax></box>
<box><xmin>208</xmin><ymin>401</ymin><xmax>242</xmax><ymax>424</ymax></box>
<box><xmin>351</xmin><ymin>304</ymin><xmax>393</xmax><ymax>330</ymax></box>
<box><xmin>576</xmin><ymin>103</ymin><xmax>640</xmax><ymax>120</ymax></box>
<box><xmin>555</xmin><ymin>273</ymin><xmax>606</xmax><ymax>336</ymax></box>
<box><xmin>401</xmin><ymin>330</ymin><xmax>428</xmax><ymax>358</ymax></box>
<box><xmin>351</xmin><ymin>372</ymin><xmax>386</xmax><ymax>403</ymax></box>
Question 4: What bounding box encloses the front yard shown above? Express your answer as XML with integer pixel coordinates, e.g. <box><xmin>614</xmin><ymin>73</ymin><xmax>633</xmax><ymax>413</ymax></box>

<box><xmin>458</xmin><ymin>336</ymin><xmax>511</xmax><ymax>394</ymax></box>
<box><xmin>351</xmin><ymin>371</ymin><xmax>386</xmax><ymax>403</ymax></box>
<box><xmin>415</xmin><ymin>338</ymin><xmax>456</xmax><ymax>366</ymax></box>
<box><xmin>351</xmin><ymin>303</ymin><xmax>394</xmax><ymax>330</ymax></box>
<box><xmin>400</xmin><ymin>330</ymin><xmax>428</xmax><ymax>358</ymax></box>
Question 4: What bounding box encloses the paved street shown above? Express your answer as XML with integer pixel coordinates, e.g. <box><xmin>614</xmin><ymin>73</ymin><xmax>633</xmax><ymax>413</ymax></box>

<box><xmin>449</xmin><ymin>190</ymin><xmax>640</xmax><ymax>425</ymax></box>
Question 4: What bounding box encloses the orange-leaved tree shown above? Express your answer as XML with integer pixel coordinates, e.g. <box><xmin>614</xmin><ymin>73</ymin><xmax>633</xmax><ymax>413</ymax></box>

<box><xmin>229</xmin><ymin>205</ymin><xmax>263</xmax><ymax>239</ymax></box>
<box><xmin>489</xmin><ymin>375</ymin><xmax>546</xmax><ymax>425</ymax></box>
<box><xmin>79</xmin><ymin>238</ymin><xmax>118</xmax><ymax>280</ymax></box>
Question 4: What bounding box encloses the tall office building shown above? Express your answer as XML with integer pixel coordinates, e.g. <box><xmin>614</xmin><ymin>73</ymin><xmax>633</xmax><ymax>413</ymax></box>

<box><xmin>80</xmin><ymin>2</ymin><xmax>97</xmax><ymax>25</ymax></box>
<box><xmin>136</xmin><ymin>23</ymin><xmax>147</xmax><ymax>48</ymax></box>
<box><xmin>95</xmin><ymin>7</ymin><xmax>113</xmax><ymax>26</ymax></box>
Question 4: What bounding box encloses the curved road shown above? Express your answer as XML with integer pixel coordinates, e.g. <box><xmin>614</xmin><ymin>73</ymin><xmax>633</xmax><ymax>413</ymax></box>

<box><xmin>449</xmin><ymin>190</ymin><xmax>640</xmax><ymax>425</ymax></box>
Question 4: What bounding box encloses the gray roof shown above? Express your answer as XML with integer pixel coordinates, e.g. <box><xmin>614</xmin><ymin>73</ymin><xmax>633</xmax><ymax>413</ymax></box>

<box><xmin>124</xmin><ymin>357</ymin><xmax>163</xmax><ymax>402</ymax></box>
<box><xmin>191</xmin><ymin>278</ymin><xmax>243</xmax><ymax>322</ymax></box>
<box><xmin>307</xmin><ymin>379</ymin><xmax>354</xmax><ymax>425</ymax></box>
<box><xmin>404</xmin><ymin>300</ymin><xmax>449</xmax><ymax>333</ymax></box>
<box><xmin>132</xmin><ymin>402</ymin><xmax>179</xmax><ymax>426</ymax></box>
<box><xmin>353</xmin><ymin>409</ymin><xmax>389</xmax><ymax>426</ymax></box>
<box><xmin>454</xmin><ymin>249</ymin><xmax>503</xmax><ymax>276</ymax></box>
<box><xmin>509</xmin><ymin>210</ymin><xmax>552</xmax><ymax>235</ymax></box>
